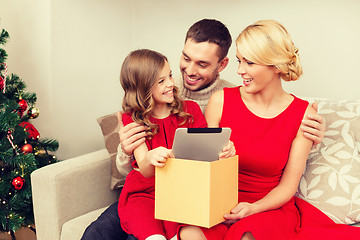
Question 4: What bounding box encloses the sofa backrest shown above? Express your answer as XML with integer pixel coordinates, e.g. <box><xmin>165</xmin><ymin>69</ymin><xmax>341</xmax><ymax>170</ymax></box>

<box><xmin>296</xmin><ymin>98</ymin><xmax>360</xmax><ymax>225</ymax></box>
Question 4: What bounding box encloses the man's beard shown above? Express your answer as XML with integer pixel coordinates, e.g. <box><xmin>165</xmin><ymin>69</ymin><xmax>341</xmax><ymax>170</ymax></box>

<box><xmin>182</xmin><ymin>70</ymin><xmax>219</xmax><ymax>92</ymax></box>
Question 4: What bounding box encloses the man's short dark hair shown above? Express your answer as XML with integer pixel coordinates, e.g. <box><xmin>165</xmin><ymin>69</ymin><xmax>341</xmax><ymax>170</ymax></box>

<box><xmin>185</xmin><ymin>19</ymin><xmax>232</xmax><ymax>60</ymax></box>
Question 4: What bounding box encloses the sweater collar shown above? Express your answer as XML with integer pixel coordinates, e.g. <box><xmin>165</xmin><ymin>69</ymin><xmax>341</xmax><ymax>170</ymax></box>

<box><xmin>180</xmin><ymin>77</ymin><xmax>223</xmax><ymax>101</ymax></box>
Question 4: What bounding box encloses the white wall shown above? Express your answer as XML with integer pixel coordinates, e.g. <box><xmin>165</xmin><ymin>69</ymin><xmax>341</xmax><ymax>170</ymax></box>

<box><xmin>49</xmin><ymin>0</ymin><xmax>132</xmax><ymax>159</ymax></box>
<box><xmin>0</xmin><ymin>0</ymin><xmax>53</xmax><ymax>147</ymax></box>
<box><xmin>1</xmin><ymin>0</ymin><xmax>360</xmax><ymax>160</ymax></box>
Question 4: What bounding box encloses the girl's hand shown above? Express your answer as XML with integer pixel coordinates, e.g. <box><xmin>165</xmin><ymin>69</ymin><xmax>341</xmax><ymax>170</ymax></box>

<box><xmin>223</xmin><ymin>202</ymin><xmax>258</xmax><ymax>224</ymax></box>
<box><xmin>219</xmin><ymin>140</ymin><xmax>236</xmax><ymax>159</ymax></box>
<box><xmin>147</xmin><ymin>147</ymin><xmax>174</xmax><ymax>168</ymax></box>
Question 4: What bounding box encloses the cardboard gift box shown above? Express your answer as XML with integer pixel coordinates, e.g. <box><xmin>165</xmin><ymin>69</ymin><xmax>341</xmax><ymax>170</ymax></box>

<box><xmin>155</xmin><ymin>155</ymin><xmax>238</xmax><ymax>228</ymax></box>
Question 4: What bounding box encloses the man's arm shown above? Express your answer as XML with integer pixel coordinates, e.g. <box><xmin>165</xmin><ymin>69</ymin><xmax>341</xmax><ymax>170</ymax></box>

<box><xmin>115</xmin><ymin>112</ymin><xmax>147</xmax><ymax>175</ymax></box>
<box><xmin>301</xmin><ymin>102</ymin><xmax>325</xmax><ymax>146</ymax></box>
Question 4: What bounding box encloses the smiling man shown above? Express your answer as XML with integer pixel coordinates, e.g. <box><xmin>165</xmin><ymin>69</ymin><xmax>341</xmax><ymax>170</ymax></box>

<box><xmin>178</xmin><ymin>19</ymin><xmax>235</xmax><ymax>112</ymax></box>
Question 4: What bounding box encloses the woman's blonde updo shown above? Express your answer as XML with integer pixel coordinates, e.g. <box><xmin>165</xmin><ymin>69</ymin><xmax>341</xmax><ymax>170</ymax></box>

<box><xmin>236</xmin><ymin>20</ymin><xmax>302</xmax><ymax>81</ymax></box>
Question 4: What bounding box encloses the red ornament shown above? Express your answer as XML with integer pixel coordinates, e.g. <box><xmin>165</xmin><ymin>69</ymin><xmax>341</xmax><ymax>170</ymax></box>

<box><xmin>21</xmin><ymin>143</ymin><xmax>33</xmax><ymax>154</ymax></box>
<box><xmin>19</xmin><ymin>122</ymin><xmax>40</xmax><ymax>140</ymax></box>
<box><xmin>12</xmin><ymin>177</ymin><xmax>25</xmax><ymax>190</ymax></box>
<box><xmin>1</xmin><ymin>63</ymin><xmax>7</xmax><ymax>93</ymax></box>
<box><xmin>18</xmin><ymin>99</ymin><xmax>28</xmax><ymax>112</ymax></box>
<box><xmin>0</xmin><ymin>75</ymin><xmax>4</xmax><ymax>90</ymax></box>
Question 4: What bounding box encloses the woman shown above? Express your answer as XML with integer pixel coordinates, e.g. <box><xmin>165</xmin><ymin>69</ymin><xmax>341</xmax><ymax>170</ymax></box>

<box><xmin>179</xmin><ymin>20</ymin><xmax>360</xmax><ymax>240</ymax></box>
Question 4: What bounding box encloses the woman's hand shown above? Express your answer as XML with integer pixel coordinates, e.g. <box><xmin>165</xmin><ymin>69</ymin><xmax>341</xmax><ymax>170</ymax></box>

<box><xmin>219</xmin><ymin>140</ymin><xmax>236</xmax><ymax>159</ymax></box>
<box><xmin>223</xmin><ymin>202</ymin><xmax>259</xmax><ymax>224</ymax></box>
<box><xmin>146</xmin><ymin>147</ymin><xmax>174</xmax><ymax>168</ymax></box>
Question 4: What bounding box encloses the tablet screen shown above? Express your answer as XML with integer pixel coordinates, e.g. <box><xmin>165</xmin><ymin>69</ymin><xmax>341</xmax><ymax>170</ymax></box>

<box><xmin>172</xmin><ymin>128</ymin><xmax>231</xmax><ymax>161</ymax></box>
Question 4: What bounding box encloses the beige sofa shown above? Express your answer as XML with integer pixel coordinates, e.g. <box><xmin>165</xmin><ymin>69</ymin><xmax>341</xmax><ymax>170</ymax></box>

<box><xmin>31</xmin><ymin>149</ymin><xmax>120</xmax><ymax>240</ymax></box>
<box><xmin>31</xmin><ymin>98</ymin><xmax>360</xmax><ymax>240</ymax></box>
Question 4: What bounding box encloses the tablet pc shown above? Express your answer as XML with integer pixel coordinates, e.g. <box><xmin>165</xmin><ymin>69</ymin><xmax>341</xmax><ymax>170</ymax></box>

<box><xmin>172</xmin><ymin>127</ymin><xmax>231</xmax><ymax>161</ymax></box>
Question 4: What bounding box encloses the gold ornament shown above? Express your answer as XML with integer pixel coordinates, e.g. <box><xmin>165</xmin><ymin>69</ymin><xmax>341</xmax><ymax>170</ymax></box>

<box><xmin>27</xmin><ymin>107</ymin><xmax>40</xmax><ymax>119</ymax></box>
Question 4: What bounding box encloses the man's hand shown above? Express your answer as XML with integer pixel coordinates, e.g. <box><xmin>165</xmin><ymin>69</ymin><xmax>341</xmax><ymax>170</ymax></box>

<box><xmin>117</xmin><ymin>112</ymin><xmax>147</xmax><ymax>156</ymax></box>
<box><xmin>301</xmin><ymin>102</ymin><xmax>325</xmax><ymax>146</ymax></box>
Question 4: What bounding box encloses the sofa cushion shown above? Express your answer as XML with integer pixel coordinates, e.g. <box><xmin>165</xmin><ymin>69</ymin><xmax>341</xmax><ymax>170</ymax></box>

<box><xmin>352</xmin><ymin>222</ymin><xmax>360</xmax><ymax>227</ymax></box>
<box><xmin>61</xmin><ymin>207</ymin><xmax>108</xmax><ymax>240</ymax></box>
<box><xmin>296</xmin><ymin>98</ymin><xmax>360</xmax><ymax>224</ymax></box>
<box><xmin>97</xmin><ymin>113</ymin><xmax>128</xmax><ymax>190</ymax></box>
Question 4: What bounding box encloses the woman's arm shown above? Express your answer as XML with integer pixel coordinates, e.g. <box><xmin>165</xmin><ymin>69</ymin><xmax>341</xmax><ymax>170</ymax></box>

<box><xmin>204</xmin><ymin>90</ymin><xmax>235</xmax><ymax>159</ymax></box>
<box><xmin>204</xmin><ymin>90</ymin><xmax>224</xmax><ymax>127</ymax></box>
<box><xmin>225</xmin><ymin>105</ymin><xmax>316</xmax><ymax>220</ymax></box>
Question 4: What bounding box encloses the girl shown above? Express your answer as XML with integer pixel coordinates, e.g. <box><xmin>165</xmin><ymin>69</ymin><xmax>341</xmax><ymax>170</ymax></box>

<box><xmin>117</xmin><ymin>49</ymin><xmax>235</xmax><ymax>240</ymax></box>
<box><xmin>179</xmin><ymin>20</ymin><xmax>360</xmax><ymax>240</ymax></box>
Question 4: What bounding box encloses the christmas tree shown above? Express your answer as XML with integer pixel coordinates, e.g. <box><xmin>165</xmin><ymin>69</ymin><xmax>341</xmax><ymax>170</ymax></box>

<box><xmin>0</xmin><ymin>28</ymin><xmax>59</xmax><ymax>239</ymax></box>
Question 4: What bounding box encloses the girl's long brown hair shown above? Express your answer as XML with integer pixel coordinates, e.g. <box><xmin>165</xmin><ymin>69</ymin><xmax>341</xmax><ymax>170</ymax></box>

<box><xmin>120</xmin><ymin>49</ymin><xmax>192</xmax><ymax>139</ymax></box>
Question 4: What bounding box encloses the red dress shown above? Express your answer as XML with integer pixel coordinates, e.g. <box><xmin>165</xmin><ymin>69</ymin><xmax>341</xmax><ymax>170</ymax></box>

<box><xmin>202</xmin><ymin>87</ymin><xmax>360</xmax><ymax>240</ymax></box>
<box><xmin>118</xmin><ymin>101</ymin><xmax>207</xmax><ymax>240</ymax></box>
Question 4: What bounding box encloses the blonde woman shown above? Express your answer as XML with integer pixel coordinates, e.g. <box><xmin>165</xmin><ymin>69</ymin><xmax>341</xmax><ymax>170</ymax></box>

<box><xmin>179</xmin><ymin>20</ymin><xmax>360</xmax><ymax>240</ymax></box>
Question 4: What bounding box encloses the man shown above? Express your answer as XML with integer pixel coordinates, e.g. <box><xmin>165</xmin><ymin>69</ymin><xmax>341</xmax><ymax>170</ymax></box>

<box><xmin>82</xmin><ymin>19</ymin><xmax>325</xmax><ymax>240</ymax></box>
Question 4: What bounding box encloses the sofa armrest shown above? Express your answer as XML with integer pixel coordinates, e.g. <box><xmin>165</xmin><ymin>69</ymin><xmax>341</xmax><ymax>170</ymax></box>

<box><xmin>31</xmin><ymin>149</ymin><xmax>120</xmax><ymax>240</ymax></box>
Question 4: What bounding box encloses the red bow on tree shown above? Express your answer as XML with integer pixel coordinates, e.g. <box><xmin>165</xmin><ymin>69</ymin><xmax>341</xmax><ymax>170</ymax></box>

<box><xmin>19</xmin><ymin>122</ymin><xmax>40</xmax><ymax>140</ymax></box>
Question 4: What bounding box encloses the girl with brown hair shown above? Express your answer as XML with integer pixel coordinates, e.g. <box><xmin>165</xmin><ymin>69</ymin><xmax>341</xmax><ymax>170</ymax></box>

<box><xmin>118</xmin><ymin>49</ymin><xmax>234</xmax><ymax>240</ymax></box>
